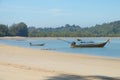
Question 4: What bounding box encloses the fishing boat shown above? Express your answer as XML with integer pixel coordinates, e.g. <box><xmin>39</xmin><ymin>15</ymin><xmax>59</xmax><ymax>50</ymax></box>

<box><xmin>71</xmin><ymin>39</ymin><xmax>110</xmax><ymax>48</ymax></box>
<box><xmin>29</xmin><ymin>42</ymin><xmax>45</xmax><ymax>46</ymax></box>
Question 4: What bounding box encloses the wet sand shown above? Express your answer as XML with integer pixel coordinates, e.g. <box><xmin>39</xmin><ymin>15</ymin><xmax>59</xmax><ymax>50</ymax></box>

<box><xmin>0</xmin><ymin>44</ymin><xmax>120</xmax><ymax>80</ymax></box>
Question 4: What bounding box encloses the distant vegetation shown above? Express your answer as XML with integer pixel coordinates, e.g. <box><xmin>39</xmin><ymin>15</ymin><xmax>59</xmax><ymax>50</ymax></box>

<box><xmin>0</xmin><ymin>21</ymin><xmax>120</xmax><ymax>37</ymax></box>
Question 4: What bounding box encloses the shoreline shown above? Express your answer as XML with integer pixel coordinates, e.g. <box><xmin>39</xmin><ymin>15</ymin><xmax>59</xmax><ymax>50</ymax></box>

<box><xmin>0</xmin><ymin>44</ymin><xmax>120</xmax><ymax>80</ymax></box>
<box><xmin>0</xmin><ymin>42</ymin><xmax>120</xmax><ymax>60</ymax></box>
<box><xmin>0</xmin><ymin>36</ymin><xmax>120</xmax><ymax>39</ymax></box>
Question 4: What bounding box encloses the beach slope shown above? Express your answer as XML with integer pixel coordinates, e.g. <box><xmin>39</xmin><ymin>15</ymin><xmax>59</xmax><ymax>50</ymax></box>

<box><xmin>0</xmin><ymin>44</ymin><xmax>120</xmax><ymax>80</ymax></box>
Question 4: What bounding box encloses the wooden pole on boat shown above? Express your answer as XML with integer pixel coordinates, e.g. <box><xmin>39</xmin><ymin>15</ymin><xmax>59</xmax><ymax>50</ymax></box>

<box><xmin>57</xmin><ymin>38</ymin><xmax>71</xmax><ymax>44</ymax></box>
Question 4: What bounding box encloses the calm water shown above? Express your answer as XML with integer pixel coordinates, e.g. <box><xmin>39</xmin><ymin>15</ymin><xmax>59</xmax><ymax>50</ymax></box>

<box><xmin>0</xmin><ymin>37</ymin><xmax>120</xmax><ymax>58</ymax></box>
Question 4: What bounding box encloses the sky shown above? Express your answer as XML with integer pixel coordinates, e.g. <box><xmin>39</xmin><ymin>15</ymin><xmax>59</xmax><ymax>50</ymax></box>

<box><xmin>0</xmin><ymin>0</ymin><xmax>120</xmax><ymax>28</ymax></box>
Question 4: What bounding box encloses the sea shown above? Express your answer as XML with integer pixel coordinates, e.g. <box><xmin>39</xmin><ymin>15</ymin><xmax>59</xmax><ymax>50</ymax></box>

<box><xmin>0</xmin><ymin>37</ymin><xmax>120</xmax><ymax>58</ymax></box>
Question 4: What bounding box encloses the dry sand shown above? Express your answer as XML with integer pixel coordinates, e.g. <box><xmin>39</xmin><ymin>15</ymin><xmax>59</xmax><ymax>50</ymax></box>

<box><xmin>0</xmin><ymin>44</ymin><xmax>120</xmax><ymax>80</ymax></box>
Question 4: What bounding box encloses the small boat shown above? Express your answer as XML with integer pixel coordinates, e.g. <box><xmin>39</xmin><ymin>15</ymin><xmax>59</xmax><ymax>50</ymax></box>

<box><xmin>71</xmin><ymin>39</ymin><xmax>110</xmax><ymax>48</ymax></box>
<box><xmin>29</xmin><ymin>42</ymin><xmax>45</xmax><ymax>46</ymax></box>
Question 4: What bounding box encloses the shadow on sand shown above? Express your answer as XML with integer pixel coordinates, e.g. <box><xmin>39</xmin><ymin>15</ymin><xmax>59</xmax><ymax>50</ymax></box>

<box><xmin>45</xmin><ymin>74</ymin><xmax>120</xmax><ymax>80</ymax></box>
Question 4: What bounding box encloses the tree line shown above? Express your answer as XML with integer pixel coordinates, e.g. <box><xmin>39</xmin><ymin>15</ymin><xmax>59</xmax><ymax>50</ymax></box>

<box><xmin>0</xmin><ymin>22</ymin><xmax>28</xmax><ymax>37</ymax></box>
<box><xmin>0</xmin><ymin>21</ymin><xmax>120</xmax><ymax>37</ymax></box>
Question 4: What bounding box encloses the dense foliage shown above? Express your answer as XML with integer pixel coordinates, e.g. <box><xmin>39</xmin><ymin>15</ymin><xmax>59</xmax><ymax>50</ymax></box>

<box><xmin>28</xmin><ymin>21</ymin><xmax>120</xmax><ymax>37</ymax></box>
<box><xmin>0</xmin><ymin>22</ymin><xmax>28</xmax><ymax>37</ymax></box>
<box><xmin>0</xmin><ymin>21</ymin><xmax>120</xmax><ymax>37</ymax></box>
<box><xmin>0</xmin><ymin>24</ymin><xmax>8</xmax><ymax>36</ymax></box>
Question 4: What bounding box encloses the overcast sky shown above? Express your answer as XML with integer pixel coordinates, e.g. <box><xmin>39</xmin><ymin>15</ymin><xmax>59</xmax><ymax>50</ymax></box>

<box><xmin>0</xmin><ymin>0</ymin><xmax>120</xmax><ymax>27</ymax></box>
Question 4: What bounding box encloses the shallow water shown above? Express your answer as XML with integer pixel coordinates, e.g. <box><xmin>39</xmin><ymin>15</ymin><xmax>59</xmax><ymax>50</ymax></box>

<box><xmin>0</xmin><ymin>37</ymin><xmax>120</xmax><ymax>58</ymax></box>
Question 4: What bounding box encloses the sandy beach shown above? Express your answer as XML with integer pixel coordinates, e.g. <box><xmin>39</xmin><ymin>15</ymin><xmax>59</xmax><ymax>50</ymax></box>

<box><xmin>0</xmin><ymin>43</ymin><xmax>120</xmax><ymax>80</ymax></box>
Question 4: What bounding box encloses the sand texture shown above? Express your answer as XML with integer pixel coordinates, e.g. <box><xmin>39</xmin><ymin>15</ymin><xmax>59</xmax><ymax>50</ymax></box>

<box><xmin>0</xmin><ymin>44</ymin><xmax>120</xmax><ymax>80</ymax></box>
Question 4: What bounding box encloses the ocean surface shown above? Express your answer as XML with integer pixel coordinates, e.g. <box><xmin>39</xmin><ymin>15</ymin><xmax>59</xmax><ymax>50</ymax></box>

<box><xmin>0</xmin><ymin>37</ymin><xmax>120</xmax><ymax>58</ymax></box>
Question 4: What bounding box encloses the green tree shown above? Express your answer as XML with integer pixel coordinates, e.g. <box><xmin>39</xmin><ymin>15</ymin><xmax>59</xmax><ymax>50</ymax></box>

<box><xmin>0</xmin><ymin>24</ymin><xmax>8</xmax><ymax>36</ymax></box>
<box><xmin>16</xmin><ymin>22</ymin><xmax>28</xmax><ymax>36</ymax></box>
<box><xmin>8</xmin><ymin>22</ymin><xmax>28</xmax><ymax>37</ymax></box>
<box><xmin>8</xmin><ymin>24</ymin><xmax>17</xmax><ymax>36</ymax></box>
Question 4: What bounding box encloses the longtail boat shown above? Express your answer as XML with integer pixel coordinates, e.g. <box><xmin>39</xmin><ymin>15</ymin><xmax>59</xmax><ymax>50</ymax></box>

<box><xmin>29</xmin><ymin>42</ymin><xmax>45</xmax><ymax>46</ymax></box>
<box><xmin>71</xmin><ymin>39</ymin><xmax>110</xmax><ymax>48</ymax></box>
